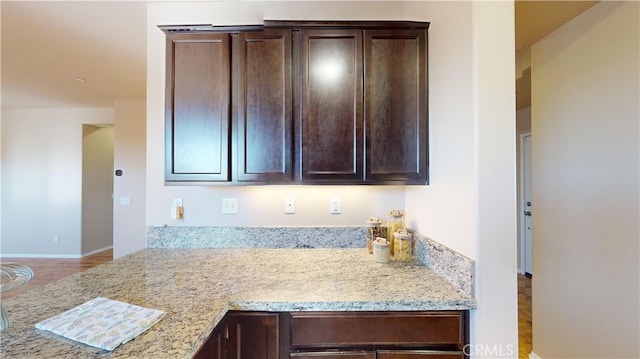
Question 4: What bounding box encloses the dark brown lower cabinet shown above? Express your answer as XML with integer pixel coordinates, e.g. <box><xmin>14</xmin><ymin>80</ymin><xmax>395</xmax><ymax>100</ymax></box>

<box><xmin>193</xmin><ymin>311</ymin><xmax>468</xmax><ymax>359</ymax></box>
<box><xmin>290</xmin><ymin>352</ymin><xmax>375</xmax><ymax>359</ymax></box>
<box><xmin>290</xmin><ymin>351</ymin><xmax>462</xmax><ymax>359</ymax></box>
<box><xmin>376</xmin><ymin>351</ymin><xmax>464</xmax><ymax>359</ymax></box>
<box><xmin>227</xmin><ymin>312</ymin><xmax>282</xmax><ymax>359</ymax></box>
<box><xmin>194</xmin><ymin>316</ymin><xmax>227</xmax><ymax>359</ymax></box>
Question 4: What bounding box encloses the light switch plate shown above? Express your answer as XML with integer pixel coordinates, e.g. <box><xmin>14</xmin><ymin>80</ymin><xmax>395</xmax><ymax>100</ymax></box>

<box><xmin>330</xmin><ymin>196</ymin><xmax>341</xmax><ymax>214</ymax></box>
<box><xmin>284</xmin><ymin>197</ymin><xmax>295</xmax><ymax>214</ymax></box>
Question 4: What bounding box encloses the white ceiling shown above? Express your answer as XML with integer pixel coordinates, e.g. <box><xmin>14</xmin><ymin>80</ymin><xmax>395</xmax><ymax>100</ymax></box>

<box><xmin>1</xmin><ymin>1</ymin><xmax>147</xmax><ymax>108</ymax></box>
<box><xmin>1</xmin><ymin>1</ymin><xmax>597</xmax><ymax>109</ymax></box>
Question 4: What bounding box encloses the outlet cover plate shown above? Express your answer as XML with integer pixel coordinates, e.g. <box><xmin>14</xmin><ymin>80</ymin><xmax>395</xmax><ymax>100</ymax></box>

<box><xmin>222</xmin><ymin>198</ymin><xmax>238</xmax><ymax>214</ymax></box>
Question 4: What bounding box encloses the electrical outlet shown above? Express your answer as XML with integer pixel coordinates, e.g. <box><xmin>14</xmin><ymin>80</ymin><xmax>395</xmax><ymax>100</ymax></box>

<box><xmin>330</xmin><ymin>196</ymin><xmax>341</xmax><ymax>214</ymax></box>
<box><xmin>222</xmin><ymin>198</ymin><xmax>238</xmax><ymax>214</ymax></box>
<box><xmin>285</xmin><ymin>197</ymin><xmax>295</xmax><ymax>214</ymax></box>
<box><xmin>53</xmin><ymin>235</ymin><xmax>60</xmax><ymax>243</ymax></box>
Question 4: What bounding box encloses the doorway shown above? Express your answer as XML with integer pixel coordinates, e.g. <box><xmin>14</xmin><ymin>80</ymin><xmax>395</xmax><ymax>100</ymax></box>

<box><xmin>521</xmin><ymin>132</ymin><xmax>532</xmax><ymax>277</ymax></box>
<box><xmin>81</xmin><ymin>124</ymin><xmax>114</xmax><ymax>256</ymax></box>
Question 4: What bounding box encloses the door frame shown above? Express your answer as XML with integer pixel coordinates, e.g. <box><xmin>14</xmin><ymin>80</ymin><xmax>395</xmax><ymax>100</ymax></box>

<box><xmin>519</xmin><ymin>132</ymin><xmax>532</xmax><ymax>275</ymax></box>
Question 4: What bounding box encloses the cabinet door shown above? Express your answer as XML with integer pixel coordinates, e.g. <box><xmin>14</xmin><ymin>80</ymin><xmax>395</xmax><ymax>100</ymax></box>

<box><xmin>165</xmin><ymin>33</ymin><xmax>231</xmax><ymax>182</ymax></box>
<box><xmin>194</xmin><ymin>317</ymin><xmax>227</xmax><ymax>359</ymax></box>
<box><xmin>227</xmin><ymin>312</ymin><xmax>281</xmax><ymax>359</ymax></box>
<box><xmin>364</xmin><ymin>29</ymin><xmax>428</xmax><ymax>184</ymax></box>
<box><xmin>290</xmin><ymin>351</ymin><xmax>375</xmax><ymax>359</ymax></box>
<box><xmin>234</xmin><ymin>30</ymin><xmax>292</xmax><ymax>182</ymax></box>
<box><xmin>299</xmin><ymin>29</ymin><xmax>363</xmax><ymax>182</ymax></box>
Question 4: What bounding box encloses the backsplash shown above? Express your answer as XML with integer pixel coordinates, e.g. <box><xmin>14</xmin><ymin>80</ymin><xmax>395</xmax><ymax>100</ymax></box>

<box><xmin>147</xmin><ymin>226</ymin><xmax>366</xmax><ymax>248</ymax></box>
<box><xmin>147</xmin><ymin>225</ymin><xmax>475</xmax><ymax>297</ymax></box>
<box><xmin>413</xmin><ymin>232</ymin><xmax>475</xmax><ymax>298</ymax></box>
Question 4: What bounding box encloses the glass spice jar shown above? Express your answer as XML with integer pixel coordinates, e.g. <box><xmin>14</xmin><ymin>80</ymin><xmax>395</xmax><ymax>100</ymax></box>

<box><xmin>366</xmin><ymin>217</ymin><xmax>383</xmax><ymax>254</ymax></box>
<box><xmin>393</xmin><ymin>228</ymin><xmax>413</xmax><ymax>262</ymax></box>
<box><xmin>387</xmin><ymin>210</ymin><xmax>404</xmax><ymax>257</ymax></box>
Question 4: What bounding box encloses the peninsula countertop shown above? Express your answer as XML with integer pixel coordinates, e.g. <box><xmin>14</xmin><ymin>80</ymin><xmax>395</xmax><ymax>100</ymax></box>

<box><xmin>0</xmin><ymin>248</ymin><xmax>476</xmax><ymax>358</ymax></box>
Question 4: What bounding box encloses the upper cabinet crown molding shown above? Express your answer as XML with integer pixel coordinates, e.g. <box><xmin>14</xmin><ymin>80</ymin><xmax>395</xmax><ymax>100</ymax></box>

<box><xmin>264</xmin><ymin>20</ymin><xmax>430</xmax><ymax>29</ymax></box>
<box><xmin>159</xmin><ymin>24</ymin><xmax>264</xmax><ymax>33</ymax></box>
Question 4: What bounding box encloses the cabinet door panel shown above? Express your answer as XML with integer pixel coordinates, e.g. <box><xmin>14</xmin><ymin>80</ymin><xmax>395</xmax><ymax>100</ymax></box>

<box><xmin>364</xmin><ymin>29</ymin><xmax>427</xmax><ymax>183</ymax></box>
<box><xmin>166</xmin><ymin>33</ymin><xmax>230</xmax><ymax>181</ymax></box>
<box><xmin>227</xmin><ymin>312</ymin><xmax>280</xmax><ymax>359</ymax></box>
<box><xmin>194</xmin><ymin>317</ymin><xmax>226</xmax><ymax>359</ymax></box>
<box><xmin>235</xmin><ymin>30</ymin><xmax>292</xmax><ymax>182</ymax></box>
<box><xmin>300</xmin><ymin>29</ymin><xmax>363</xmax><ymax>182</ymax></box>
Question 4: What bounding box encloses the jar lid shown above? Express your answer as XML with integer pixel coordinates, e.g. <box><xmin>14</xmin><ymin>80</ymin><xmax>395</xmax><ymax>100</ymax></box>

<box><xmin>366</xmin><ymin>217</ymin><xmax>382</xmax><ymax>226</ymax></box>
<box><xmin>393</xmin><ymin>228</ymin><xmax>411</xmax><ymax>239</ymax></box>
<box><xmin>374</xmin><ymin>237</ymin><xmax>389</xmax><ymax>246</ymax></box>
<box><xmin>388</xmin><ymin>210</ymin><xmax>403</xmax><ymax>218</ymax></box>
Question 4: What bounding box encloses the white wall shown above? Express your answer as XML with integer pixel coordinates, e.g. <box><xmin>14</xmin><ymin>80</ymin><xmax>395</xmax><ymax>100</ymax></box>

<box><xmin>146</xmin><ymin>2</ymin><xmax>408</xmax><ymax>229</ymax></box>
<box><xmin>0</xmin><ymin>108</ymin><xmax>114</xmax><ymax>257</ymax></box>
<box><xmin>113</xmin><ymin>99</ymin><xmax>147</xmax><ymax>259</ymax></box>
<box><xmin>81</xmin><ymin>124</ymin><xmax>114</xmax><ymax>255</ymax></box>
<box><xmin>531</xmin><ymin>1</ymin><xmax>639</xmax><ymax>357</ymax></box>
<box><xmin>0</xmin><ymin>5</ymin><xmax>3</xmax><ymax>245</ymax></box>
<box><xmin>472</xmin><ymin>3</ymin><xmax>518</xmax><ymax>354</ymax></box>
<box><xmin>148</xmin><ymin>1</ymin><xmax>518</xmax><ymax>355</ymax></box>
<box><xmin>403</xmin><ymin>1</ymin><xmax>518</xmax><ymax>355</ymax></box>
<box><xmin>403</xmin><ymin>1</ymin><xmax>476</xmax><ymax>258</ymax></box>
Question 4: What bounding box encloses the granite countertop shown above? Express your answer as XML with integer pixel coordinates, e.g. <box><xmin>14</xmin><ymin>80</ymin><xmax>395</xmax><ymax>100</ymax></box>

<box><xmin>0</xmin><ymin>248</ymin><xmax>476</xmax><ymax>358</ymax></box>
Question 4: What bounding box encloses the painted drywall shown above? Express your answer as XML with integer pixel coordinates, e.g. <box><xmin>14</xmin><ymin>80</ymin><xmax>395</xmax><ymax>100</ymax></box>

<box><xmin>403</xmin><ymin>1</ymin><xmax>518</xmax><ymax>355</ymax></box>
<box><xmin>0</xmin><ymin>6</ymin><xmax>3</xmax><ymax>244</ymax></box>
<box><xmin>531</xmin><ymin>1</ymin><xmax>639</xmax><ymax>357</ymax></box>
<box><xmin>0</xmin><ymin>108</ymin><xmax>114</xmax><ymax>257</ymax></box>
<box><xmin>146</xmin><ymin>2</ymin><xmax>409</xmax><ymax>230</ymax></box>
<box><xmin>402</xmin><ymin>1</ymin><xmax>476</xmax><ymax>258</ymax></box>
<box><xmin>113</xmin><ymin>99</ymin><xmax>146</xmax><ymax>259</ymax></box>
<box><xmin>148</xmin><ymin>0</ymin><xmax>518</xmax><ymax>355</ymax></box>
<box><xmin>81</xmin><ymin>125</ymin><xmax>114</xmax><ymax>255</ymax></box>
<box><xmin>471</xmin><ymin>3</ymin><xmax>518</xmax><ymax>354</ymax></box>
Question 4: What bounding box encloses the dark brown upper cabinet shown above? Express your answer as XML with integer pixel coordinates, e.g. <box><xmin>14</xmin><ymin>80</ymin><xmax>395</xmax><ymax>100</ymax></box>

<box><xmin>164</xmin><ymin>32</ymin><xmax>231</xmax><ymax>182</ymax></box>
<box><xmin>364</xmin><ymin>29</ymin><xmax>428</xmax><ymax>183</ymax></box>
<box><xmin>233</xmin><ymin>30</ymin><xmax>293</xmax><ymax>182</ymax></box>
<box><xmin>299</xmin><ymin>29</ymin><xmax>363</xmax><ymax>182</ymax></box>
<box><xmin>274</xmin><ymin>21</ymin><xmax>429</xmax><ymax>185</ymax></box>
<box><xmin>162</xmin><ymin>26</ymin><xmax>292</xmax><ymax>184</ymax></box>
<box><xmin>161</xmin><ymin>21</ymin><xmax>428</xmax><ymax>185</ymax></box>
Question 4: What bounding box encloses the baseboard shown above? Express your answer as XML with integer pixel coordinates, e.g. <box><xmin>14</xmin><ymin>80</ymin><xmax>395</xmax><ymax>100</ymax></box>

<box><xmin>529</xmin><ymin>351</ymin><xmax>542</xmax><ymax>359</ymax></box>
<box><xmin>1</xmin><ymin>246</ymin><xmax>112</xmax><ymax>259</ymax></box>
<box><xmin>82</xmin><ymin>245</ymin><xmax>113</xmax><ymax>257</ymax></box>
<box><xmin>0</xmin><ymin>253</ymin><xmax>83</xmax><ymax>259</ymax></box>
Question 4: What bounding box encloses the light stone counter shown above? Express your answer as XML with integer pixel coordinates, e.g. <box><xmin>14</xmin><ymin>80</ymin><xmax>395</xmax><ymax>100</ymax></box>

<box><xmin>0</xmin><ymin>248</ymin><xmax>476</xmax><ymax>358</ymax></box>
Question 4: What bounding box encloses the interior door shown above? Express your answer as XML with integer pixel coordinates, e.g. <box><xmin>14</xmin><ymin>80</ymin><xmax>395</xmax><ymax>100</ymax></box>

<box><xmin>522</xmin><ymin>134</ymin><xmax>533</xmax><ymax>276</ymax></box>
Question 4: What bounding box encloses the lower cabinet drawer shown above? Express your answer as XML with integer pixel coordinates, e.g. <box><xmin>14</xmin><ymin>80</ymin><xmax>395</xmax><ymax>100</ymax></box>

<box><xmin>290</xmin><ymin>351</ymin><xmax>375</xmax><ymax>359</ymax></box>
<box><xmin>377</xmin><ymin>350</ymin><xmax>465</xmax><ymax>359</ymax></box>
<box><xmin>289</xmin><ymin>350</ymin><xmax>463</xmax><ymax>359</ymax></box>
<box><xmin>289</xmin><ymin>311</ymin><xmax>467</xmax><ymax>350</ymax></box>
